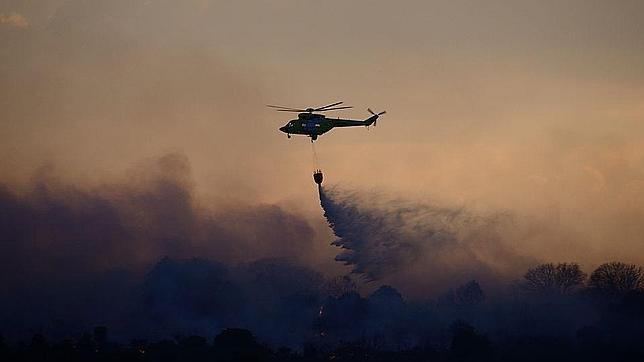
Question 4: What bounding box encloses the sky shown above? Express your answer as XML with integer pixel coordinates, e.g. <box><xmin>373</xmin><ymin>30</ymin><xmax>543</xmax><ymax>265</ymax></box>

<box><xmin>1</xmin><ymin>0</ymin><xmax>644</xmax><ymax>290</ymax></box>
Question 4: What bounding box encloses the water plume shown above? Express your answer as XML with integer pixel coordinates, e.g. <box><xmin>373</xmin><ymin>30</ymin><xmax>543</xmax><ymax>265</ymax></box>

<box><xmin>319</xmin><ymin>185</ymin><xmax>533</xmax><ymax>295</ymax></box>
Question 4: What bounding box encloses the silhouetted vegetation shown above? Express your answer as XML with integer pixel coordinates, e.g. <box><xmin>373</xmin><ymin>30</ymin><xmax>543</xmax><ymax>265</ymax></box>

<box><xmin>588</xmin><ymin>262</ymin><xmax>644</xmax><ymax>297</ymax></box>
<box><xmin>442</xmin><ymin>280</ymin><xmax>486</xmax><ymax>306</ymax></box>
<box><xmin>521</xmin><ymin>262</ymin><xmax>586</xmax><ymax>295</ymax></box>
<box><xmin>2</xmin><ymin>260</ymin><xmax>644</xmax><ymax>361</ymax></box>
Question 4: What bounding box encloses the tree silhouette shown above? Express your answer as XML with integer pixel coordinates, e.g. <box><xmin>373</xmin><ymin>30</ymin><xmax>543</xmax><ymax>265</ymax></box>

<box><xmin>213</xmin><ymin>328</ymin><xmax>269</xmax><ymax>362</ymax></box>
<box><xmin>178</xmin><ymin>335</ymin><xmax>209</xmax><ymax>362</ymax></box>
<box><xmin>589</xmin><ymin>262</ymin><xmax>643</xmax><ymax>297</ymax></box>
<box><xmin>441</xmin><ymin>280</ymin><xmax>486</xmax><ymax>307</ymax></box>
<box><xmin>522</xmin><ymin>263</ymin><xmax>586</xmax><ymax>294</ymax></box>
<box><xmin>455</xmin><ymin>280</ymin><xmax>485</xmax><ymax>306</ymax></box>
<box><xmin>93</xmin><ymin>326</ymin><xmax>107</xmax><ymax>350</ymax></box>
<box><xmin>449</xmin><ymin>320</ymin><xmax>493</xmax><ymax>362</ymax></box>
<box><xmin>554</xmin><ymin>263</ymin><xmax>587</xmax><ymax>294</ymax></box>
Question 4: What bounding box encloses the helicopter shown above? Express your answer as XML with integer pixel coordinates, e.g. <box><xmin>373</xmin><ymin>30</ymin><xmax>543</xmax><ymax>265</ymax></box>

<box><xmin>269</xmin><ymin>101</ymin><xmax>386</xmax><ymax>141</ymax></box>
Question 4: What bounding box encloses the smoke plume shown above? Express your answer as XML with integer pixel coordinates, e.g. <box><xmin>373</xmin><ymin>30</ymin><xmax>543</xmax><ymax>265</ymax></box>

<box><xmin>0</xmin><ymin>154</ymin><xmax>321</xmax><ymax>343</ymax></box>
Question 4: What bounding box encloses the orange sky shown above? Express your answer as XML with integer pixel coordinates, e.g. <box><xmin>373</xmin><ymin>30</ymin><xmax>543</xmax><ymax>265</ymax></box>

<box><xmin>2</xmin><ymin>0</ymin><xmax>644</xmax><ymax>272</ymax></box>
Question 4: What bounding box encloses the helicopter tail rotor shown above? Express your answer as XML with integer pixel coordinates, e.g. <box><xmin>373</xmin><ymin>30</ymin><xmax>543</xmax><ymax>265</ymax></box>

<box><xmin>367</xmin><ymin>108</ymin><xmax>386</xmax><ymax>126</ymax></box>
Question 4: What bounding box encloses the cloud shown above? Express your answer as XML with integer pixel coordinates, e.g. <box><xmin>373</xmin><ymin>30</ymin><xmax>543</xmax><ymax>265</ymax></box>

<box><xmin>0</xmin><ymin>12</ymin><xmax>28</xmax><ymax>28</ymax></box>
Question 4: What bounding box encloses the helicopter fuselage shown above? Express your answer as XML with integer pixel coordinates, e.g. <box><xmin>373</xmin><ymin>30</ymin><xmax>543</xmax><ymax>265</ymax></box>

<box><xmin>279</xmin><ymin>112</ymin><xmax>378</xmax><ymax>141</ymax></box>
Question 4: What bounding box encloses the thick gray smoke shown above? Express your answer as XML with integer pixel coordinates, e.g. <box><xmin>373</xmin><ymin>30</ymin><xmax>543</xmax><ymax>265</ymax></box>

<box><xmin>0</xmin><ymin>153</ymin><xmax>323</xmax><ymax>344</ymax></box>
<box><xmin>319</xmin><ymin>185</ymin><xmax>535</xmax><ymax>296</ymax></box>
<box><xmin>0</xmin><ymin>153</ymin><xmax>316</xmax><ymax>278</ymax></box>
<box><xmin>0</xmin><ymin>156</ymin><xmax>636</xmax><ymax>349</ymax></box>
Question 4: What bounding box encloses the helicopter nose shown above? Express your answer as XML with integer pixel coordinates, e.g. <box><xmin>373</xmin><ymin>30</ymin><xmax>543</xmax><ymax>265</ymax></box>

<box><xmin>279</xmin><ymin>126</ymin><xmax>287</xmax><ymax>132</ymax></box>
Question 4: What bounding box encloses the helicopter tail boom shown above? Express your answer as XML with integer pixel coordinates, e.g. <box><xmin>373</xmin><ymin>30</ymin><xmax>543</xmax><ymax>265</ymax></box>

<box><xmin>330</xmin><ymin>109</ymin><xmax>386</xmax><ymax>128</ymax></box>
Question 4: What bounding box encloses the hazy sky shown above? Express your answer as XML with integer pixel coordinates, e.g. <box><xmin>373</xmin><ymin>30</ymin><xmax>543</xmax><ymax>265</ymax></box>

<box><xmin>2</xmin><ymin>0</ymin><xmax>644</xmax><ymax>274</ymax></box>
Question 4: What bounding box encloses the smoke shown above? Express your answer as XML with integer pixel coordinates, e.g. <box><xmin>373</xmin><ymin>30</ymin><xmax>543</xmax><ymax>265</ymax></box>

<box><xmin>0</xmin><ymin>153</ymin><xmax>316</xmax><ymax>280</ymax></box>
<box><xmin>0</xmin><ymin>152</ymin><xmax>543</xmax><ymax>346</ymax></box>
<box><xmin>0</xmin><ymin>154</ymin><xmax>637</xmax><ymax>349</ymax></box>
<box><xmin>2</xmin><ymin>0</ymin><xmax>644</xmax><ymax>266</ymax></box>
<box><xmin>319</xmin><ymin>185</ymin><xmax>535</xmax><ymax>296</ymax></box>
<box><xmin>0</xmin><ymin>153</ymin><xmax>323</xmax><ymax>342</ymax></box>
<box><xmin>0</xmin><ymin>0</ymin><xmax>275</xmax><ymax>200</ymax></box>
<box><xmin>1</xmin><ymin>0</ymin><xmax>644</xmax><ymax>349</ymax></box>
<box><xmin>134</xmin><ymin>257</ymin><xmax>327</xmax><ymax>347</ymax></box>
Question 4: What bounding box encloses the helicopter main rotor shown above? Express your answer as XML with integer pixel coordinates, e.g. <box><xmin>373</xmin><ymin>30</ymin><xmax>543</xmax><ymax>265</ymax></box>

<box><xmin>267</xmin><ymin>101</ymin><xmax>353</xmax><ymax>113</ymax></box>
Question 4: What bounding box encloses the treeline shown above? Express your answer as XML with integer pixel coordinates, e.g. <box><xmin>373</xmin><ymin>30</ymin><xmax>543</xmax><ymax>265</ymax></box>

<box><xmin>2</xmin><ymin>261</ymin><xmax>644</xmax><ymax>361</ymax></box>
<box><xmin>1</xmin><ymin>320</ymin><xmax>643</xmax><ymax>362</ymax></box>
<box><xmin>520</xmin><ymin>261</ymin><xmax>643</xmax><ymax>297</ymax></box>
